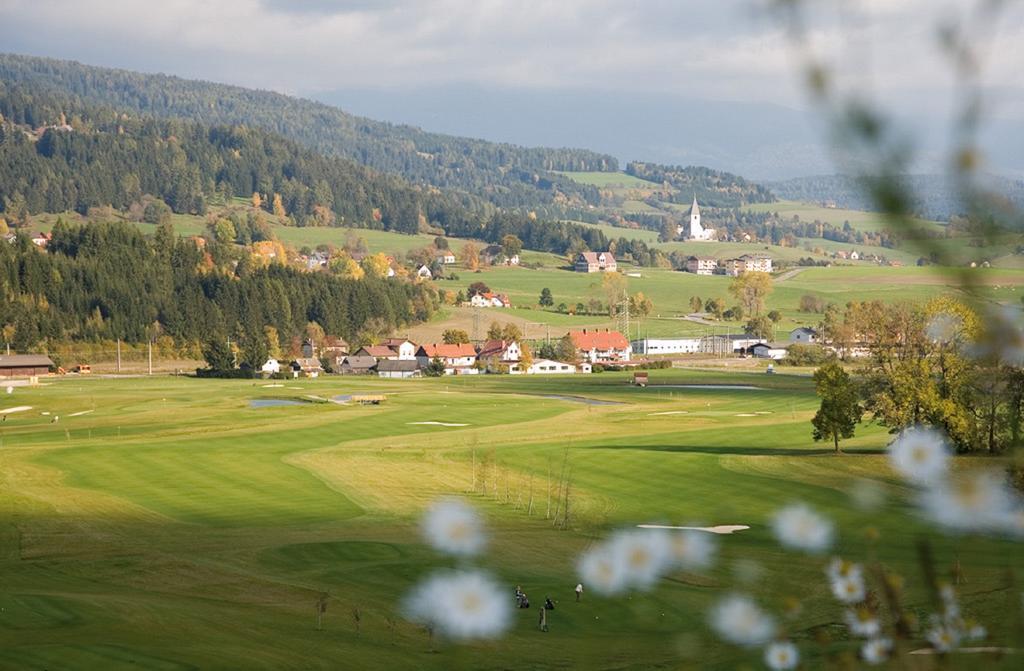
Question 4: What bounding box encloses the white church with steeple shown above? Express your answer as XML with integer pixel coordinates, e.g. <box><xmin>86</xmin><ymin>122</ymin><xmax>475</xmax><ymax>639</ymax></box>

<box><xmin>677</xmin><ymin>196</ymin><xmax>715</xmax><ymax>241</ymax></box>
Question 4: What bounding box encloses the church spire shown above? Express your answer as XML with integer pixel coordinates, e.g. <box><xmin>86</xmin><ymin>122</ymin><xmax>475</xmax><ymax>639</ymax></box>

<box><xmin>690</xmin><ymin>195</ymin><xmax>700</xmax><ymax>218</ymax></box>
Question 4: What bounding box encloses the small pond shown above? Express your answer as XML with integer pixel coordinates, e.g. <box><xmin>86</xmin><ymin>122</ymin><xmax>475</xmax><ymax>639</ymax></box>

<box><xmin>250</xmin><ymin>399</ymin><xmax>306</xmax><ymax>408</ymax></box>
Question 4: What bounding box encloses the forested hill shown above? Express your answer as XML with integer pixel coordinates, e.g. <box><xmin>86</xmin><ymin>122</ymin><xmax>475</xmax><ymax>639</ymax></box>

<box><xmin>0</xmin><ymin>83</ymin><xmax>634</xmax><ymax>259</ymax></box>
<box><xmin>0</xmin><ymin>53</ymin><xmax>613</xmax><ymax>211</ymax></box>
<box><xmin>625</xmin><ymin>161</ymin><xmax>775</xmax><ymax>207</ymax></box>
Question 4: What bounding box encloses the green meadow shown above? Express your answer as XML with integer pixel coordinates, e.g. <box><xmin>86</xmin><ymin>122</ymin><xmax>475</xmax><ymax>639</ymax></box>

<box><xmin>1</xmin><ymin>372</ymin><xmax>1021</xmax><ymax>669</ymax></box>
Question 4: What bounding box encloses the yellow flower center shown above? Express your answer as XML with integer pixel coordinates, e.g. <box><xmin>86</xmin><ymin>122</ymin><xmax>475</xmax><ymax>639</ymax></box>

<box><xmin>461</xmin><ymin>591</ymin><xmax>482</xmax><ymax>613</ymax></box>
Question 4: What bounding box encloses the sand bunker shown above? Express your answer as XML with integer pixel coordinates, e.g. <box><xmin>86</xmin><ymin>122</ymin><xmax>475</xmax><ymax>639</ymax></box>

<box><xmin>68</xmin><ymin>410</ymin><xmax>94</xmax><ymax>417</ymax></box>
<box><xmin>735</xmin><ymin>413</ymin><xmax>757</xmax><ymax>417</ymax></box>
<box><xmin>261</xmin><ymin>384</ymin><xmax>284</xmax><ymax>388</ymax></box>
<box><xmin>637</xmin><ymin>524</ymin><xmax>750</xmax><ymax>535</ymax></box>
<box><xmin>0</xmin><ymin>406</ymin><xmax>32</xmax><ymax>414</ymax></box>
<box><xmin>408</xmin><ymin>421</ymin><xmax>470</xmax><ymax>427</ymax></box>
<box><xmin>648</xmin><ymin>411</ymin><xmax>689</xmax><ymax>416</ymax></box>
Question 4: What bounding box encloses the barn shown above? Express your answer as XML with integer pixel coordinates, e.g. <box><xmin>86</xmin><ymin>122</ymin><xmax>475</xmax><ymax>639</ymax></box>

<box><xmin>0</xmin><ymin>354</ymin><xmax>55</xmax><ymax>378</ymax></box>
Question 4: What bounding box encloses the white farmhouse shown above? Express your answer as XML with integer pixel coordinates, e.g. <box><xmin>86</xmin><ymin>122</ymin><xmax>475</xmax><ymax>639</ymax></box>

<box><xmin>526</xmin><ymin>359</ymin><xmax>577</xmax><ymax>374</ymax></box>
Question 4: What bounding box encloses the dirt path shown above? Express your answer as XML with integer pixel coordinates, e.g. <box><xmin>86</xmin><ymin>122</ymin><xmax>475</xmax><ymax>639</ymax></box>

<box><xmin>775</xmin><ymin>267</ymin><xmax>807</xmax><ymax>282</ymax></box>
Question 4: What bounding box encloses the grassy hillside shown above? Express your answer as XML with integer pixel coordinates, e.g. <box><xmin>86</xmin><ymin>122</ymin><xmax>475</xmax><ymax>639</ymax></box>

<box><xmin>746</xmin><ymin>199</ymin><xmax>946</xmax><ymax>235</ymax></box>
<box><xmin>1</xmin><ymin>373</ymin><xmax>1019</xmax><ymax>669</ymax></box>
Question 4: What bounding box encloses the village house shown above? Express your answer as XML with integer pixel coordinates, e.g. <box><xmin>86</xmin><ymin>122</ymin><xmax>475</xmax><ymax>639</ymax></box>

<box><xmin>436</xmin><ymin>251</ymin><xmax>456</xmax><ymax>265</ymax></box>
<box><xmin>260</xmin><ymin>358</ymin><xmax>281</xmax><ymax>375</ymax></box>
<box><xmin>355</xmin><ymin>345</ymin><xmax>399</xmax><ymax>360</ymax></box>
<box><xmin>685</xmin><ymin>255</ymin><xmax>718</xmax><ymax>275</ymax></box>
<box><xmin>304</xmin><ymin>251</ymin><xmax>329</xmax><ymax>270</ymax></box>
<box><xmin>789</xmin><ymin>327</ymin><xmax>818</xmax><ymax>344</ymax></box>
<box><xmin>415</xmin><ymin>343</ymin><xmax>478</xmax><ymax>375</ymax></box>
<box><xmin>750</xmin><ymin>342</ymin><xmax>789</xmax><ymax>360</ymax></box>
<box><xmin>469</xmin><ymin>292</ymin><xmax>511</xmax><ymax>308</ymax></box>
<box><xmin>290</xmin><ymin>357</ymin><xmax>323</xmax><ymax>378</ymax></box>
<box><xmin>569</xmin><ymin>329</ymin><xmax>631</xmax><ymax>363</ymax></box>
<box><xmin>722</xmin><ymin>253</ymin><xmax>773</xmax><ymax>276</ymax></box>
<box><xmin>482</xmin><ymin>245</ymin><xmax>520</xmax><ymax>266</ymax></box>
<box><xmin>319</xmin><ymin>336</ymin><xmax>350</xmax><ymax>360</ymax></box>
<box><xmin>526</xmin><ymin>358</ymin><xmax>578</xmax><ymax>374</ymax></box>
<box><xmin>379</xmin><ymin>338</ymin><xmax>418</xmax><ymax>360</ymax></box>
<box><xmin>476</xmin><ymin>339</ymin><xmax>522</xmax><ymax>373</ymax></box>
<box><xmin>338</xmin><ymin>355</ymin><xmax>377</xmax><ymax>375</ymax></box>
<box><xmin>574</xmin><ymin>251</ymin><xmax>617</xmax><ymax>273</ymax></box>
<box><xmin>251</xmin><ymin>240</ymin><xmax>281</xmax><ymax>262</ymax></box>
<box><xmin>630</xmin><ymin>337</ymin><xmax>702</xmax><ymax>355</ymax></box>
<box><xmin>0</xmin><ymin>354</ymin><xmax>54</xmax><ymax>378</ymax></box>
<box><xmin>376</xmin><ymin>359</ymin><xmax>421</xmax><ymax>379</ymax></box>
<box><xmin>30</xmin><ymin>232</ymin><xmax>51</xmax><ymax>248</ymax></box>
<box><xmin>416</xmin><ymin>264</ymin><xmax>433</xmax><ymax>279</ymax></box>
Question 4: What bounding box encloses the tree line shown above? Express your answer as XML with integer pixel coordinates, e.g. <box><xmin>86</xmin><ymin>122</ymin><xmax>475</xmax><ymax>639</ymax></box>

<box><xmin>0</xmin><ymin>221</ymin><xmax>436</xmax><ymax>354</ymax></box>
<box><xmin>0</xmin><ymin>53</ymin><xmax>613</xmax><ymax>214</ymax></box>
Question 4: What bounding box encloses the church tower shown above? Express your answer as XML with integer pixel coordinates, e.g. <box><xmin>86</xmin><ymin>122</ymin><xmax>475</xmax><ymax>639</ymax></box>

<box><xmin>688</xmin><ymin>196</ymin><xmax>703</xmax><ymax>238</ymax></box>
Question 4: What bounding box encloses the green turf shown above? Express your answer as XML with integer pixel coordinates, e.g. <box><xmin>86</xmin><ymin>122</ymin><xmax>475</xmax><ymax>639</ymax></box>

<box><xmin>1</xmin><ymin>372</ymin><xmax>1022</xmax><ymax>669</ymax></box>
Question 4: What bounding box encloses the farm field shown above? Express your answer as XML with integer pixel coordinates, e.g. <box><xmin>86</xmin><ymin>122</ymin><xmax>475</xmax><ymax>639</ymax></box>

<box><xmin>1</xmin><ymin>373</ymin><xmax>1021</xmax><ymax>669</ymax></box>
<box><xmin>745</xmin><ymin>200</ymin><xmax>946</xmax><ymax>235</ymax></box>
<box><xmin>434</xmin><ymin>263</ymin><xmax>1024</xmax><ymax>339</ymax></box>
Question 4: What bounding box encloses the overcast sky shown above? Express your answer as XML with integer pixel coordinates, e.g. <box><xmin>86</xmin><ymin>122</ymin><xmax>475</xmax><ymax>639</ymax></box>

<box><xmin>1</xmin><ymin>0</ymin><xmax>1022</xmax><ymax>176</ymax></box>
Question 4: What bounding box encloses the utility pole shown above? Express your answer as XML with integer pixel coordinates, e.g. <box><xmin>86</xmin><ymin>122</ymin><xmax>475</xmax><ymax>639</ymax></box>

<box><xmin>116</xmin><ymin>338</ymin><xmax>121</xmax><ymax>373</ymax></box>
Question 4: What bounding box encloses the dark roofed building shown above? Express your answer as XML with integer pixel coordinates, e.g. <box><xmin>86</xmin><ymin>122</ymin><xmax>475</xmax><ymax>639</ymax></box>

<box><xmin>376</xmin><ymin>359</ymin><xmax>421</xmax><ymax>379</ymax></box>
<box><xmin>338</xmin><ymin>355</ymin><xmax>378</xmax><ymax>375</ymax></box>
<box><xmin>0</xmin><ymin>354</ymin><xmax>54</xmax><ymax>378</ymax></box>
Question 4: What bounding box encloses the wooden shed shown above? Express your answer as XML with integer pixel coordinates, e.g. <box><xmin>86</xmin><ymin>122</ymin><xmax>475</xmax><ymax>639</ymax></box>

<box><xmin>0</xmin><ymin>354</ymin><xmax>55</xmax><ymax>378</ymax></box>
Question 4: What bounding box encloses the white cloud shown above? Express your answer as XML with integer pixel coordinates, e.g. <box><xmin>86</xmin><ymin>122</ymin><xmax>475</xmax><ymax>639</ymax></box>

<box><xmin>0</xmin><ymin>0</ymin><xmax>1020</xmax><ymax>114</ymax></box>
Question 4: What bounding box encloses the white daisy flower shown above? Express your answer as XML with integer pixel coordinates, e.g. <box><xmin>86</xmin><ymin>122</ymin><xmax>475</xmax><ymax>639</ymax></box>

<box><xmin>887</xmin><ymin>427</ymin><xmax>951</xmax><ymax>485</ymax></box>
<box><xmin>845</xmin><ymin>607</ymin><xmax>881</xmax><ymax>637</ymax></box>
<box><xmin>577</xmin><ymin>543</ymin><xmax>628</xmax><ymax>596</ymax></box>
<box><xmin>861</xmin><ymin>637</ymin><xmax>893</xmax><ymax>665</ymax></box>
<box><xmin>919</xmin><ymin>469</ymin><xmax>1016</xmax><ymax>533</ymax></box>
<box><xmin>826</xmin><ymin>557</ymin><xmax>863</xmax><ymax>582</ymax></box>
<box><xmin>926</xmin><ymin>623</ymin><xmax>960</xmax><ymax>652</ymax></box>
<box><xmin>764</xmin><ymin>640</ymin><xmax>799</xmax><ymax>670</ymax></box>
<box><xmin>831</xmin><ymin>573</ymin><xmax>867</xmax><ymax>604</ymax></box>
<box><xmin>708</xmin><ymin>594</ymin><xmax>777</xmax><ymax>647</ymax></box>
<box><xmin>420</xmin><ymin>498</ymin><xmax>486</xmax><ymax>557</ymax></box>
<box><xmin>771</xmin><ymin>503</ymin><xmax>835</xmax><ymax>553</ymax></box>
<box><xmin>403</xmin><ymin>569</ymin><xmax>511</xmax><ymax>640</ymax></box>
<box><xmin>669</xmin><ymin>529</ymin><xmax>717</xmax><ymax>571</ymax></box>
<box><xmin>609</xmin><ymin>528</ymin><xmax>672</xmax><ymax>590</ymax></box>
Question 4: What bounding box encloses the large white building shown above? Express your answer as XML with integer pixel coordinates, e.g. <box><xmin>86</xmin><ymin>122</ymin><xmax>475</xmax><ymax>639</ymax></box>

<box><xmin>631</xmin><ymin>338</ymin><xmax>702</xmax><ymax>355</ymax></box>
<box><xmin>677</xmin><ymin>197</ymin><xmax>715</xmax><ymax>241</ymax></box>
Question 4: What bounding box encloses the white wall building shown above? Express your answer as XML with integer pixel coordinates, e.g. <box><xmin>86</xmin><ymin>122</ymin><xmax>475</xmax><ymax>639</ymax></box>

<box><xmin>261</xmin><ymin>358</ymin><xmax>281</xmax><ymax>374</ymax></box>
<box><xmin>526</xmin><ymin>359</ymin><xmax>578</xmax><ymax>374</ymax></box>
<box><xmin>677</xmin><ymin>197</ymin><xmax>714</xmax><ymax>241</ymax></box>
<box><xmin>789</xmin><ymin>327</ymin><xmax>818</xmax><ymax>344</ymax></box>
<box><xmin>630</xmin><ymin>338</ymin><xmax>702</xmax><ymax>355</ymax></box>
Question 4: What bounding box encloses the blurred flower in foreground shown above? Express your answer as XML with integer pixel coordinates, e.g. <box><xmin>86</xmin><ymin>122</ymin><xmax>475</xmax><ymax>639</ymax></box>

<box><xmin>861</xmin><ymin>637</ymin><xmax>892</xmax><ymax>665</ymax></box>
<box><xmin>926</xmin><ymin>623</ymin><xmax>960</xmax><ymax>652</ymax></box>
<box><xmin>919</xmin><ymin>469</ymin><xmax>1017</xmax><ymax>534</ymax></box>
<box><xmin>578</xmin><ymin>543</ymin><xmax>627</xmax><ymax>595</ymax></box>
<box><xmin>578</xmin><ymin>528</ymin><xmax>671</xmax><ymax>595</ymax></box>
<box><xmin>708</xmin><ymin>594</ymin><xmax>777</xmax><ymax>647</ymax></box>
<box><xmin>763</xmin><ymin>640</ymin><xmax>799</xmax><ymax>670</ymax></box>
<box><xmin>925</xmin><ymin>312</ymin><xmax>963</xmax><ymax>345</ymax></box>
<box><xmin>969</xmin><ymin>306</ymin><xmax>1024</xmax><ymax>367</ymax></box>
<box><xmin>771</xmin><ymin>503</ymin><xmax>835</xmax><ymax>553</ymax></box>
<box><xmin>845</xmin><ymin>607</ymin><xmax>881</xmax><ymax>637</ymax></box>
<box><xmin>403</xmin><ymin>569</ymin><xmax>510</xmax><ymax>640</ymax></box>
<box><xmin>827</xmin><ymin>558</ymin><xmax>866</xmax><ymax>604</ymax></box>
<box><xmin>421</xmin><ymin>498</ymin><xmax>486</xmax><ymax>556</ymax></box>
<box><xmin>887</xmin><ymin>427</ymin><xmax>950</xmax><ymax>485</ymax></box>
<box><xmin>669</xmin><ymin>529</ymin><xmax>717</xmax><ymax>571</ymax></box>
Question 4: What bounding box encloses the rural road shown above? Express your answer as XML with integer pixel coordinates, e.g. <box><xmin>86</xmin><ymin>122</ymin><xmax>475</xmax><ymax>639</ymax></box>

<box><xmin>775</xmin><ymin>267</ymin><xmax>807</xmax><ymax>282</ymax></box>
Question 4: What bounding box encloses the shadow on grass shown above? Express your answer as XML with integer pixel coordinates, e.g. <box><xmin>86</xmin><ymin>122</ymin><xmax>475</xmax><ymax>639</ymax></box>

<box><xmin>585</xmin><ymin>444</ymin><xmax>887</xmax><ymax>456</ymax></box>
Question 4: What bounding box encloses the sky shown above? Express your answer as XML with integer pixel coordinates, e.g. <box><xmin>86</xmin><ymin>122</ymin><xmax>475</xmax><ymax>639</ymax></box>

<box><xmin>1</xmin><ymin>0</ymin><xmax>1022</xmax><ymax>178</ymax></box>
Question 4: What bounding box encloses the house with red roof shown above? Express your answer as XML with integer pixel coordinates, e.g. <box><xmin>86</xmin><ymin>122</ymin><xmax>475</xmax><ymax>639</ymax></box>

<box><xmin>469</xmin><ymin>292</ymin><xmax>511</xmax><ymax>308</ymax></box>
<box><xmin>569</xmin><ymin>329</ymin><xmax>632</xmax><ymax>363</ymax></box>
<box><xmin>476</xmin><ymin>339</ymin><xmax>522</xmax><ymax>373</ymax></box>
<box><xmin>415</xmin><ymin>342</ymin><xmax>478</xmax><ymax>374</ymax></box>
<box><xmin>355</xmin><ymin>345</ymin><xmax>399</xmax><ymax>360</ymax></box>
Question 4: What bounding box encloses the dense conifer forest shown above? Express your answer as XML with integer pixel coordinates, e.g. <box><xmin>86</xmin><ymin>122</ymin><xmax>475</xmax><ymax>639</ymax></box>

<box><xmin>0</xmin><ymin>53</ymin><xmax>613</xmax><ymax>213</ymax></box>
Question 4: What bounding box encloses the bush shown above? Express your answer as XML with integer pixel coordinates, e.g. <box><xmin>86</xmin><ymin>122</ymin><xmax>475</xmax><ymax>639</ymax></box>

<box><xmin>782</xmin><ymin>343</ymin><xmax>832</xmax><ymax>366</ymax></box>
<box><xmin>592</xmin><ymin>364</ymin><xmax>605</xmax><ymax>373</ymax></box>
